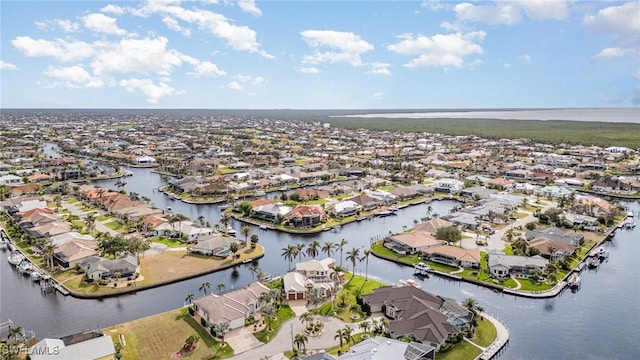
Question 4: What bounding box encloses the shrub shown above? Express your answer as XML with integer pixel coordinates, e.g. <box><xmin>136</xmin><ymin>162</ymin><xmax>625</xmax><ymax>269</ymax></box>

<box><xmin>200</xmin><ymin>318</ymin><xmax>207</xmax><ymax>327</ymax></box>
<box><xmin>98</xmin><ymin>279</ymin><xmax>107</xmax><ymax>286</ymax></box>
<box><xmin>188</xmin><ymin>306</ymin><xmax>195</xmax><ymax>316</ymax></box>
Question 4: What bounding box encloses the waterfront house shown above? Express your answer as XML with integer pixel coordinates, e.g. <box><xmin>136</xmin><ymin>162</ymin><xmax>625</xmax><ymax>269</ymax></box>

<box><xmin>329</xmin><ymin>200</ymin><xmax>362</xmax><ymax>217</ymax></box>
<box><xmin>252</xmin><ymin>202</ymin><xmax>292</xmax><ymax>222</ymax></box>
<box><xmin>348</xmin><ymin>193</ymin><xmax>382</xmax><ymax>210</ymax></box>
<box><xmin>385</xmin><ymin>232</ymin><xmax>444</xmax><ymax>255</ymax></box>
<box><xmin>288</xmin><ymin>205</ymin><xmax>328</xmax><ymax>227</ymax></box>
<box><xmin>29</xmin><ymin>334</ymin><xmax>116</xmax><ymax>360</ymax></box>
<box><xmin>193</xmin><ymin>282</ymin><xmax>270</xmax><ymax>330</ymax></box>
<box><xmin>53</xmin><ymin>239</ymin><xmax>98</xmax><ymax>269</ymax></box>
<box><xmin>527</xmin><ymin>238</ymin><xmax>576</xmax><ymax>260</ymax></box>
<box><xmin>362</xmin><ymin>286</ymin><xmax>469</xmax><ymax>351</ymax></box>
<box><xmin>336</xmin><ymin>336</ymin><xmax>435</xmax><ymax>360</ymax></box>
<box><xmin>525</xmin><ymin>227</ymin><xmax>584</xmax><ymax>246</ymax></box>
<box><xmin>80</xmin><ymin>254</ymin><xmax>138</xmax><ymax>281</ymax></box>
<box><xmin>488</xmin><ymin>254</ymin><xmax>549</xmax><ymax>278</ymax></box>
<box><xmin>155</xmin><ymin>220</ymin><xmax>214</xmax><ymax>241</ymax></box>
<box><xmin>0</xmin><ymin>174</ymin><xmax>22</xmax><ymax>186</ymax></box>
<box><xmin>421</xmin><ymin>245</ymin><xmax>481</xmax><ymax>269</ymax></box>
<box><xmin>433</xmin><ymin>178</ymin><xmax>464</xmax><ymax>194</ymax></box>
<box><xmin>284</xmin><ymin>258</ymin><xmax>340</xmax><ymax>300</ymax></box>
<box><xmin>190</xmin><ymin>235</ymin><xmax>240</xmax><ymax>257</ymax></box>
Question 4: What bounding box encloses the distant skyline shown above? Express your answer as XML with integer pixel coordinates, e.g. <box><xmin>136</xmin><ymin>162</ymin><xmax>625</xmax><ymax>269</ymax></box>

<box><xmin>1</xmin><ymin>0</ymin><xmax>639</xmax><ymax>109</ymax></box>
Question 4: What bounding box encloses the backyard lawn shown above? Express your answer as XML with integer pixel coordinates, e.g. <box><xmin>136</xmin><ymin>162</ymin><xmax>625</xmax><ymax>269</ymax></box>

<box><xmin>104</xmin><ymin>308</ymin><xmax>232</xmax><ymax>359</ymax></box>
<box><xmin>472</xmin><ymin>316</ymin><xmax>497</xmax><ymax>347</ymax></box>
<box><xmin>437</xmin><ymin>340</ymin><xmax>483</xmax><ymax>360</ymax></box>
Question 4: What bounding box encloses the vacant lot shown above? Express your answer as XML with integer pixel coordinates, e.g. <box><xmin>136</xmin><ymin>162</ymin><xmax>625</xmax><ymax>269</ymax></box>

<box><xmin>104</xmin><ymin>308</ymin><xmax>232</xmax><ymax>359</ymax></box>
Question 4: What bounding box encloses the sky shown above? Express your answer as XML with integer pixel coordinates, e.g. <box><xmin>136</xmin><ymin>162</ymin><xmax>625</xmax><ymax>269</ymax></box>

<box><xmin>0</xmin><ymin>0</ymin><xmax>639</xmax><ymax>109</ymax></box>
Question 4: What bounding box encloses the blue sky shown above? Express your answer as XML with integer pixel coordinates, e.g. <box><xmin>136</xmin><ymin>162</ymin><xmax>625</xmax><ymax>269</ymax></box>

<box><xmin>1</xmin><ymin>0</ymin><xmax>638</xmax><ymax>109</ymax></box>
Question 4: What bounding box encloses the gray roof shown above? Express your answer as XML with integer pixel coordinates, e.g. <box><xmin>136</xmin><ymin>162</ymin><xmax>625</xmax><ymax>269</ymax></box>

<box><xmin>337</xmin><ymin>336</ymin><xmax>434</xmax><ymax>360</ymax></box>
<box><xmin>488</xmin><ymin>254</ymin><xmax>549</xmax><ymax>269</ymax></box>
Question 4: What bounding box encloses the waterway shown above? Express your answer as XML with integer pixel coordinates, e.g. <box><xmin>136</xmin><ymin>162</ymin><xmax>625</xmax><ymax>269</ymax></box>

<box><xmin>2</xmin><ymin>148</ymin><xmax>639</xmax><ymax>359</ymax></box>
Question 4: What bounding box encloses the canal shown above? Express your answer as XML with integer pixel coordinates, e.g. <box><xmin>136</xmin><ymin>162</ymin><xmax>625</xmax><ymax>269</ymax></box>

<box><xmin>1</xmin><ymin>152</ymin><xmax>639</xmax><ymax>359</ymax></box>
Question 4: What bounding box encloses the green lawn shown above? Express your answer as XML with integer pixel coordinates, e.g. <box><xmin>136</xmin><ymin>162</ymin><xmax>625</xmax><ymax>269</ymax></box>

<box><xmin>503</xmin><ymin>244</ymin><xmax>514</xmax><ymax>255</ymax></box>
<box><xmin>436</xmin><ymin>340</ymin><xmax>483</xmax><ymax>360</ymax></box>
<box><xmin>104</xmin><ymin>308</ymin><xmax>232</xmax><ymax>359</ymax></box>
<box><xmin>472</xmin><ymin>316</ymin><xmax>497</xmax><ymax>347</ymax></box>
<box><xmin>151</xmin><ymin>237</ymin><xmax>186</xmax><ymax>248</ymax></box>
<box><xmin>104</xmin><ymin>221</ymin><xmax>123</xmax><ymax>230</ymax></box>
<box><xmin>517</xmin><ymin>278</ymin><xmax>553</xmax><ymax>291</ymax></box>
<box><xmin>96</xmin><ymin>215</ymin><xmax>111</xmax><ymax>221</ymax></box>
<box><xmin>253</xmin><ymin>305</ymin><xmax>296</xmax><ymax>343</ymax></box>
<box><xmin>313</xmin><ymin>274</ymin><xmax>388</xmax><ymax>321</ymax></box>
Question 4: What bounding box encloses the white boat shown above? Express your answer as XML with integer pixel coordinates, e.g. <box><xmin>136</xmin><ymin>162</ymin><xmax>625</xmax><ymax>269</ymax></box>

<box><xmin>122</xmin><ymin>170</ymin><xmax>133</xmax><ymax>177</ymax></box>
<box><xmin>31</xmin><ymin>271</ymin><xmax>42</xmax><ymax>282</ymax></box>
<box><xmin>17</xmin><ymin>260</ymin><xmax>34</xmax><ymax>275</ymax></box>
<box><xmin>568</xmin><ymin>273</ymin><xmax>581</xmax><ymax>288</ymax></box>
<box><xmin>259</xmin><ymin>224</ymin><xmax>267</xmax><ymax>230</ymax></box>
<box><xmin>218</xmin><ymin>204</ymin><xmax>231</xmax><ymax>210</ymax></box>
<box><xmin>169</xmin><ymin>194</ymin><xmax>179</xmax><ymax>200</ymax></box>
<box><xmin>223</xmin><ymin>226</ymin><xmax>236</xmax><ymax>235</ymax></box>
<box><xmin>627</xmin><ymin>210</ymin><xmax>635</xmax><ymax>218</ymax></box>
<box><xmin>255</xmin><ymin>190</ymin><xmax>266</xmax><ymax>196</ymax></box>
<box><xmin>596</xmin><ymin>246</ymin><xmax>608</xmax><ymax>259</ymax></box>
<box><xmin>7</xmin><ymin>251</ymin><xmax>25</xmax><ymax>266</ymax></box>
<box><xmin>399</xmin><ymin>279</ymin><xmax>422</xmax><ymax>289</ymax></box>
<box><xmin>414</xmin><ymin>262</ymin><xmax>431</xmax><ymax>274</ymax></box>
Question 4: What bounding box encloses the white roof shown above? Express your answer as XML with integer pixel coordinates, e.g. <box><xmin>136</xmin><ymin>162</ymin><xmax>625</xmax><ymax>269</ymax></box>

<box><xmin>30</xmin><ymin>336</ymin><xmax>115</xmax><ymax>360</ymax></box>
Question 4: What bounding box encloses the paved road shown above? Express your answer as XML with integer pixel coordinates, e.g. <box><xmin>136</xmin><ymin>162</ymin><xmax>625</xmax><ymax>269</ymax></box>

<box><xmin>228</xmin><ymin>312</ymin><xmax>382</xmax><ymax>360</ymax></box>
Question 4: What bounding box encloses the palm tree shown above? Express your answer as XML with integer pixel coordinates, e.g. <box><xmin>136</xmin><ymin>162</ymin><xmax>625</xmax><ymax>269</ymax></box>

<box><xmin>322</xmin><ymin>241</ymin><xmax>335</xmax><ymax>258</ymax></box>
<box><xmin>115</xmin><ymin>180</ymin><xmax>127</xmax><ymax>191</ymax></box>
<box><xmin>85</xmin><ymin>212</ymin><xmax>96</xmax><ymax>233</ymax></box>
<box><xmin>296</xmin><ymin>243</ymin><xmax>306</xmax><ymax>262</ymax></box>
<box><xmin>361</xmin><ymin>249</ymin><xmax>371</xmax><ymax>280</ymax></box>
<box><xmin>346</xmin><ymin>247</ymin><xmax>361</xmax><ymax>276</ymax></box>
<box><xmin>299</xmin><ymin>312</ymin><xmax>313</xmax><ymax>328</ymax></box>
<box><xmin>512</xmin><ymin>237</ymin><xmax>528</xmax><ymax>256</ymax></box>
<box><xmin>342</xmin><ymin>325</ymin><xmax>355</xmax><ymax>345</ymax></box>
<box><xmin>306</xmin><ymin>240</ymin><xmax>320</xmax><ymax>259</ymax></box>
<box><xmin>241</xmin><ymin>225</ymin><xmax>251</xmax><ymax>245</ymax></box>
<box><xmin>199</xmin><ymin>281</ymin><xmax>211</xmax><ymax>296</ymax></box>
<box><xmin>262</xmin><ymin>304</ymin><xmax>276</xmax><ymax>331</ymax></box>
<box><xmin>359</xmin><ymin>320</ymin><xmax>372</xmax><ymax>335</ymax></box>
<box><xmin>42</xmin><ymin>243</ymin><xmax>56</xmax><ymax>269</ymax></box>
<box><xmin>281</xmin><ymin>244</ymin><xmax>296</xmax><ymax>270</ymax></box>
<box><xmin>197</xmin><ymin>215</ymin><xmax>206</xmax><ymax>227</ymax></box>
<box><xmin>462</xmin><ymin>297</ymin><xmax>484</xmax><ymax>315</ymax></box>
<box><xmin>336</xmin><ymin>238</ymin><xmax>348</xmax><ymax>268</ymax></box>
<box><xmin>185</xmin><ymin>293</ymin><xmax>195</xmax><ymax>305</ymax></box>
<box><xmin>217</xmin><ymin>283</ymin><xmax>225</xmax><ymax>294</ymax></box>
<box><xmin>168</xmin><ymin>213</ymin><xmax>189</xmax><ymax>239</ymax></box>
<box><xmin>334</xmin><ymin>329</ymin><xmax>344</xmax><ymax>348</ymax></box>
<box><xmin>294</xmin><ymin>333</ymin><xmax>308</xmax><ymax>353</ymax></box>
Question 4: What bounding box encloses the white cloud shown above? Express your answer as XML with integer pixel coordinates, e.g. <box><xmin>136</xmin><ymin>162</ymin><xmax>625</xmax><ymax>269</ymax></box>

<box><xmin>91</xmin><ymin>37</ymin><xmax>183</xmax><ymax>76</ymax></box>
<box><xmin>299</xmin><ymin>67</ymin><xmax>319</xmax><ymax>74</ymax></box>
<box><xmin>35</xmin><ymin>19</ymin><xmax>79</xmax><ymax>32</ymax></box>
<box><xmin>188</xmin><ymin>60</ymin><xmax>226</xmax><ymax>77</ymax></box>
<box><xmin>43</xmin><ymin>65</ymin><xmax>104</xmax><ymax>88</ymax></box>
<box><xmin>119</xmin><ymin>78</ymin><xmax>184</xmax><ymax>104</ymax></box>
<box><xmin>136</xmin><ymin>1</ymin><xmax>273</xmax><ymax>58</ymax></box>
<box><xmin>237</xmin><ymin>0</ymin><xmax>262</xmax><ymax>17</ymax></box>
<box><xmin>453</xmin><ymin>1</ymin><xmax>569</xmax><ymax>26</ymax></box>
<box><xmin>519</xmin><ymin>54</ymin><xmax>531</xmax><ymax>63</ymax></box>
<box><xmin>421</xmin><ymin>0</ymin><xmax>446</xmax><ymax>11</ymax></box>
<box><xmin>11</xmin><ymin>36</ymin><xmax>95</xmax><ymax>62</ymax></box>
<box><xmin>503</xmin><ymin>62</ymin><xmax>512</xmax><ymax>68</ymax></box>
<box><xmin>387</xmin><ymin>31</ymin><xmax>485</xmax><ymax>69</ymax></box>
<box><xmin>301</xmin><ymin>30</ymin><xmax>374</xmax><ymax>66</ymax></box>
<box><xmin>0</xmin><ymin>61</ymin><xmax>19</xmax><ymax>71</ymax></box>
<box><xmin>162</xmin><ymin>17</ymin><xmax>192</xmax><ymax>37</ymax></box>
<box><xmin>227</xmin><ymin>81</ymin><xmax>243</xmax><ymax>91</ymax></box>
<box><xmin>82</xmin><ymin>13</ymin><xmax>127</xmax><ymax>35</ymax></box>
<box><xmin>584</xmin><ymin>2</ymin><xmax>640</xmax><ymax>62</ymax></box>
<box><xmin>251</xmin><ymin>76</ymin><xmax>265</xmax><ymax>86</ymax></box>
<box><xmin>101</xmin><ymin>4</ymin><xmax>125</xmax><ymax>15</ymax></box>
<box><xmin>371</xmin><ymin>91</ymin><xmax>384</xmax><ymax>100</ymax></box>
<box><xmin>368</xmin><ymin>63</ymin><xmax>391</xmax><ymax>75</ymax></box>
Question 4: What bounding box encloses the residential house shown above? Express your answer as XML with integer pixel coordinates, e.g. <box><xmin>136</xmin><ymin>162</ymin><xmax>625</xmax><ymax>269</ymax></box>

<box><xmin>362</xmin><ymin>286</ymin><xmax>470</xmax><ymax>351</ymax></box>
<box><xmin>348</xmin><ymin>193</ymin><xmax>382</xmax><ymax>210</ymax></box>
<box><xmin>525</xmin><ymin>227</ymin><xmax>584</xmax><ymax>246</ymax></box>
<box><xmin>53</xmin><ymin>239</ymin><xmax>98</xmax><ymax>269</ymax></box>
<box><xmin>527</xmin><ymin>238</ymin><xmax>576</xmax><ymax>260</ymax></box>
<box><xmin>155</xmin><ymin>221</ymin><xmax>214</xmax><ymax>242</ymax></box>
<box><xmin>288</xmin><ymin>205</ymin><xmax>328</xmax><ymax>227</ymax></box>
<box><xmin>336</xmin><ymin>336</ymin><xmax>435</xmax><ymax>360</ymax></box>
<box><xmin>433</xmin><ymin>178</ymin><xmax>464</xmax><ymax>194</ymax></box>
<box><xmin>488</xmin><ymin>254</ymin><xmax>548</xmax><ymax>278</ymax></box>
<box><xmin>252</xmin><ymin>202</ymin><xmax>292</xmax><ymax>222</ymax></box>
<box><xmin>388</xmin><ymin>186</ymin><xmax>420</xmax><ymax>201</ymax></box>
<box><xmin>80</xmin><ymin>254</ymin><xmax>138</xmax><ymax>281</ymax></box>
<box><xmin>421</xmin><ymin>245</ymin><xmax>481</xmax><ymax>269</ymax></box>
<box><xmin>193</xmin><ymin>282</ymin><xmax>270</xmax><ymax>330</ymax></box>
<box><xmin>0</xmin><ymin>174</ymin><xmax>22</xmax><ymax>185</ymax></box>
<box><xmin>190</xmin><ymin>235</ymin><xmax>241</xmax><ymax>257</ymax></box>
<box><xmin>29</xmin><ymin>335</ymin><xmax>116</xmax><ymax>360</ymax></box>
<box><xmin>329</xmin><ymin>200</ymin><xmax>362</xmax><ymax>218</ymax></box>
<box><xmin>384</xmin><ymin>232</ymin><xmax>444</xmax><ymax>255</ymax></box>
<box><xmin>284</xmin><ymin>258</ymin><xmax>339</xmax><ymax>300</ymax></box>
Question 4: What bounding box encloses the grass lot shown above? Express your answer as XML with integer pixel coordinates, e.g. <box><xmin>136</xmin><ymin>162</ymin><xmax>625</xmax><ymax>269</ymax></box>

<box><xmin>104</xmin><ymin>221</ymin><xmax>123</xmax><ymax>230</ymax></box>
<box><xmin>472</xmin><ymin>316</ymin><xmax>497</xmax><ymax>347</ymax></box>
<box><xmin>253</xmin><ymin>305</ymin><xmax>296</xmax><ymax>343</ymax></box>
<box><xmin>325</xmin><ymin>333</ymin><xmax>367</xmax><ymax>356</ymax></box>
<box><xmin>103</xmin><ymin>308</ymin><xmax>232</xmax><ymax>359</ymax></box>
<box><xmin>436</xmin><ymin>340</ymin><xmax>483</xmax><ymax>360</ymax></box>
<box><xmin>96</xmin><ymin>215</ymin><xmax>112</xmax><ymax>221</ymax></box>
<box><xmin>61</xmin><ymin>245</ymin><xmax>265</xmax><ymax>295</ymax></box>
<box><xmin>517</xmin><ymin>278</ymin><xmax>553</xmax><ymax>291</ymax></box>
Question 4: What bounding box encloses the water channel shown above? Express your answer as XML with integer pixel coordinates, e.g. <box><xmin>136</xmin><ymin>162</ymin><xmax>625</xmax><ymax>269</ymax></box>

<box><xmin>1</xmin><ymin>145</ymin><xmax>639</xmax><ymax>359</ymax></box>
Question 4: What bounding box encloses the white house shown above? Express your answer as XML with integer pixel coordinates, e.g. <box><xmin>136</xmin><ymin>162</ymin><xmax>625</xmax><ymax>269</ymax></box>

<box><xmin>0</xmin><ymin>174</ymin><xmax>22</xmax><ymax>185</ymax></box>
<box><xmin>193</xmin><ymin>282</ymin><xmax>270</xmax><ymax>330</ymax></box>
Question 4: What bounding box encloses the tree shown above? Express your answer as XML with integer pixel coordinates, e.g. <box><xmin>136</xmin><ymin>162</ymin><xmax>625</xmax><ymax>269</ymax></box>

<box><xmin>334</xmin><ymin>329</ymin><xmax>344</xmax><ymax>349</ymax></box>
<box><xmin>361</xmin><ymin>249</ymin><xmax>371</xmax><ymax>280</ymax></box>
<box><xmin>296</xmin><ymin>243</ymin><xmax>306</xmax><ymax>262</ymax></box>
<box><xmin>241</xmin><ymin>225</ymin><xmax>251</xmax><ymax>245</ymax></box>
<box><xmin>342</xmin><ymin>325</ymin><xmax>355</xmax><ymax>345</ymax></box>
<box><xmin>217</xmin><ymin>283</ymin><xmax>225</xmax><ymax>294</ymax></box>
<box><xmin>307</xmin><ymin>287</ymin><xmax>324</xmax><ymax>309</ymax></box>
<box><xmin>299</xmin><ymin>312</ymin><xmax>313</xmax><ymax>328</ymax></box>
<box><xmin>250</xmin><ymin>234</ymin><xmax>259</xmax><ymax>249</ymax></box>
<box><xmin>512</xmin><ymin>237</ymin><xmax>528</xmax><ymax>256</ymax></box>
<box><xmin>199</xmin><ymin>281</ymin><xmax>211</xmax><ymax>296</ymax></box>
<box><xmin>435</xmin><ymin>226</ymin><xmax>462</xmax><ymax>244</ymax></box>
<box><xmin>359</xmin><ymin>320</ymin><xmax>372</xmax><ymax>335</ymax></box>
<box><xmin>281</xmin><ymin>244</ymin><xmax>296</xmax><ymax>270</ymax></box>
<box><xmin>306</xmin><ymin>240</ymin><xmax>320</xmax><ymax>259</ymax></box>
<box><xmin>42</xmin><ymin>243</ymin><xmax>56</xmax><ymax>269</ymax></box>
<box><xmin>229</xmin><ymin>241</ymin><xmax>240</xmax><ymax>259</ymax></box>
<box><xmin>346</xmin><ymin>247</ymin><xmax>361</xmax><ymax>276</ymax></box>
<box><xmin>113</xmin><ymin>271</ymin><xmax>121</xmax><ymax>282</ymax></box>
<box><xmin>462</xmin><ymin>297</ymin><xmax>483</xmax><ymax>315</ymax></box>
<box><xmin>185</xmin><ymin>293</ymin><xmax>195</xmax><ymax>305</ymax></box>
<box><xmin>294</xmin><ymin>333</ymin><xmax>308</xmax><ymax>353</ymax></box>
<box><xmin>322</xmin><ymin>241</ymin><xmax>335</xmax><ymax>258</ymax></box>
<box><xmin>183</xmin><ymin>335</ymin><xmax>200</xmax><ymax>351</ymax></box>
<box><xmin>85</xmin><ymin>212</ymin><xmax>96</xmax><ymax>233</ymax></box>
<box><xmin>336</xmin><ymin>238</ymin><xmax>348</xmax><ymax>268</ymax></box>
<box><xmin>238</xmin><ymin>201</ymin><xmax>253</xmax><ymax>217</ymax></box>
<box><xmin>262</xmin><ymin>304</ymin><xmax>276</xmax><ymax>331</ymax></box>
